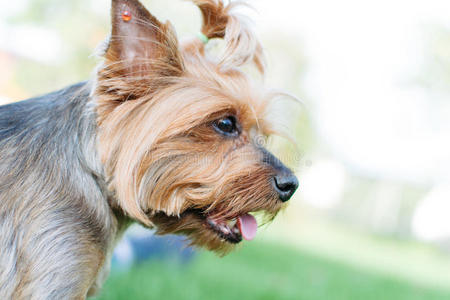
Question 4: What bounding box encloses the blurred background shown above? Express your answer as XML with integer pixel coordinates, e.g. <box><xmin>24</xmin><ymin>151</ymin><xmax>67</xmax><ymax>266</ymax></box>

<box><xmin>1</xmin><ymin>0</ymin><xmax>450</xmax><ymax>299</ymax></box>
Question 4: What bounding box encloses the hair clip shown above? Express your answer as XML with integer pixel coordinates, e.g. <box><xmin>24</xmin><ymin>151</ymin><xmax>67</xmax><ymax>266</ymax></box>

<box><xmin>197</xmin><ymin>32</ymin><xmax>209</xmax><ymax>45</ymax></box>
<box><xmin>122</xmin><ymin>10</ymin><xmax>132</xmax><ymax>22</ymax></box>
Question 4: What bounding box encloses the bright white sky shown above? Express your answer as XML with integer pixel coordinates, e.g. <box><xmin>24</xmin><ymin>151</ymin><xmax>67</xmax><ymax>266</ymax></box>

<box><xmin>252</xmin><ymin>0</ymin><xmax>450</xmax><ymax>185</ymax></box>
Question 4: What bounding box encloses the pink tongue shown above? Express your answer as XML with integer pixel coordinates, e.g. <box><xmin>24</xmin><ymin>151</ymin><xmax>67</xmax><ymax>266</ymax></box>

<box><xmin>237</xmin><ymin>214</ymin><xmax>258</xmax><ymax>241</ymax></box>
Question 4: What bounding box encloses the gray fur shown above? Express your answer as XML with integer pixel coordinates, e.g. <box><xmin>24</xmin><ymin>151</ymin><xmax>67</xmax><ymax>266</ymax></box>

<box><xmin>0</xmin><ymin>82</ymin><xmax>123</xmax><ymax>299</ymax></box>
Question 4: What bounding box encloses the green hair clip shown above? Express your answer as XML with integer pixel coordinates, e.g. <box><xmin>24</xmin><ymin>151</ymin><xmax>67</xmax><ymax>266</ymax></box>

<box><xmin>197</xmin><ymin>32</ymin><xmax>209</xmax><ymax>45</ymax></box>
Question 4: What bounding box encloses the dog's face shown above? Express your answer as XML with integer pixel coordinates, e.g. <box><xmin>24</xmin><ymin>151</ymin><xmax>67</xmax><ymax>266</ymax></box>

<box><xmin>95</xmin><ymin>0</ymin><xmax>298</xmax><ymax>253</ymax></box>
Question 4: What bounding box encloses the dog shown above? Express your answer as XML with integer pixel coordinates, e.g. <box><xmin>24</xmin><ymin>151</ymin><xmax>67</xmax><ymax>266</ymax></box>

<box><xmin>0</xmin><ymin>0</ymin><xmax>299</xmax><ymax>298</ymax></box>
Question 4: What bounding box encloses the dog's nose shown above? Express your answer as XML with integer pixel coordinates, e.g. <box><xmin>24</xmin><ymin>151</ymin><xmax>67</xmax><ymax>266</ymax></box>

<box><xmin>273</xmin><ymin>174</ymin><xmax>299</xmax><ymax>202</ymax></box>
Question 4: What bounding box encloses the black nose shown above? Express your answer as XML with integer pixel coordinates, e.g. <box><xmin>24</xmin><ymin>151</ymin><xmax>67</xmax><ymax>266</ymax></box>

<box><xmin>273</xmin><ymin>174</ymin><xmax>299</xmax><ymax>202</ymax></box>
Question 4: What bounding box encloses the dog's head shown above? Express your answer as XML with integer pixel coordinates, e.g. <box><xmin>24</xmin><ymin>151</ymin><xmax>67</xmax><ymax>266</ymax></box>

<box><xmin>95</xmin><ymin>0</ymin><xmax>298</xmax><ymax>253</ymax></box>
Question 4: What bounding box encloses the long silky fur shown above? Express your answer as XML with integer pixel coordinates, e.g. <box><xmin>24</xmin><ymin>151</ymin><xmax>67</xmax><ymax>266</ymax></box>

<box><xmin>0</xmin><ymin>0</ymin><xmax>293</xmax><ymax>298</ymax></box>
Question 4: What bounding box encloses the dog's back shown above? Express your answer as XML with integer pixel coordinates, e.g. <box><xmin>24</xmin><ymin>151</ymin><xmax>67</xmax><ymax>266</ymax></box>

<box><xmin>0</xmin><ymin>83</ymin><xmax>116</xmax><ymax>299</ymax></box>
<box><xmin>0</xmin><ymin>82</ymin><xmax>86</xmax><ymax>141</ymax></box>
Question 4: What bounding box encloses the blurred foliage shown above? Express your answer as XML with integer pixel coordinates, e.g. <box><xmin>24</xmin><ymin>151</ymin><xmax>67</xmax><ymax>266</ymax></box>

<box><xmin>95</xmin><ymin>240</ymin><xmax>450</xmax><ymax>300</ymax></box>
<box><xmin>10</xmin><ymin>1</ymin><xmax>87</xmax><ymax>24</ymax></box>
<box><xmin>336</xmin><ymin>176</ymin><xmax>427</xmax><ymax>237</ymax></box>
<box><xmin>9</xmin><ymin>1</ymin><xmax>105</xmax><ymax>96</ymax></box>
<box><xmin>417</xmin><ymin>26</ymin><xmax>450</xmax><ymax>95</ymax></box>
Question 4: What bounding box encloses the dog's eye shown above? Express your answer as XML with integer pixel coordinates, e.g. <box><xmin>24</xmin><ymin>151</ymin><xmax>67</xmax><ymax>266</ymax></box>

<box><xmin>214</xmin><ymin>116</ymin><xmax>239</xmax><ymax>137</ymax></box>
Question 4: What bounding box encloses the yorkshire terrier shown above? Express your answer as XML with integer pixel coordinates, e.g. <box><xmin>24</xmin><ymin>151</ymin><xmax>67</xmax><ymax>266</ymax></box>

<box><xmin>0</xmin><ymin>0</ymin><xmax>298</xmax><ymax>298</ymax></box>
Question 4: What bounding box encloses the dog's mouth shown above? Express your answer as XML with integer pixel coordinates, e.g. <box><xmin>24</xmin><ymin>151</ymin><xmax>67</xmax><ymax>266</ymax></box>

<box><xmin>205</xmin><ymin>213</ymin><xmax>258</xmax><ymax>244</ymax></box>
<box><xmin>151</xmin><ymin>208</ymin><xmax>261</xmax><ymax>246</ymax></box>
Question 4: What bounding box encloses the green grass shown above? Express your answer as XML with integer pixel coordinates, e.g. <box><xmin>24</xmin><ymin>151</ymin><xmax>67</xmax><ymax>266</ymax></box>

<box><xmin>94</xmin><ymin>241</ymin><xmax>450</xmax><ymax>300</ymax></box>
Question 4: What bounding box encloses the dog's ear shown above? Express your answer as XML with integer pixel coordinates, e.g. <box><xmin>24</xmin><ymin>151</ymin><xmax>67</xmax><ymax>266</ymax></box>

<box><xmin>104</xmin><ymin>0</ymin><xmax>183</xmax><ymax>76</ymax></box>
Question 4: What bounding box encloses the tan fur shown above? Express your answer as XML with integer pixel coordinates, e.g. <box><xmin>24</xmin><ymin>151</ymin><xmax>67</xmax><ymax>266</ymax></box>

<box><xmin>95</xmin><ymin>0</ymin><xmax>283</xmax><ymax>254</ymax></box>
<box><xmin>0</xmin><ymin>0</ymin><xmax>297</xmax><ymax>297</ymax></box>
